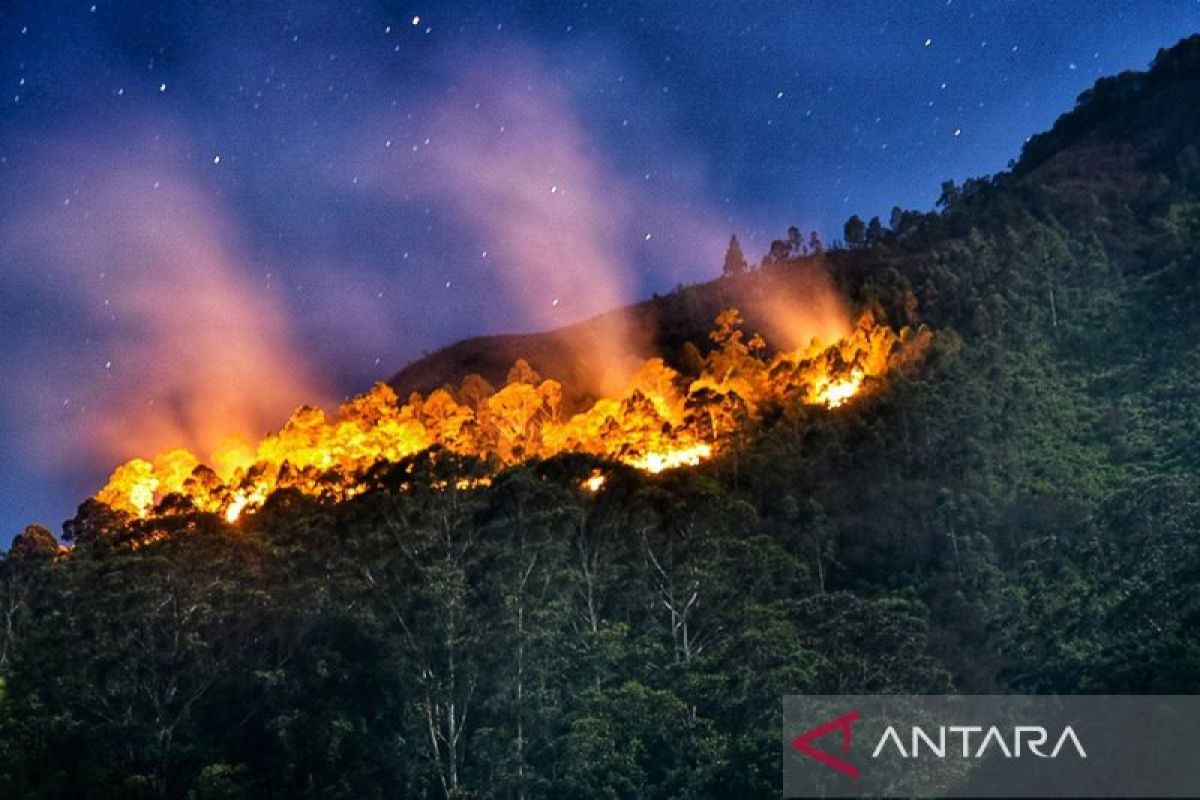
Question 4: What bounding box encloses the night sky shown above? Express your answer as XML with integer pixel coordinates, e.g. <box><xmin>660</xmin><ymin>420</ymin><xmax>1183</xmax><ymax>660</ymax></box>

<box><xmin>1</xmin><ymin>1</ymin><xmax>1198</xmax><ymax>544</ymax></box>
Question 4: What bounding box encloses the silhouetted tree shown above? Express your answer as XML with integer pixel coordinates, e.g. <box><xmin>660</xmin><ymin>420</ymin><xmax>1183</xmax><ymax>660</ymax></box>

<box><xmin>843</xmin><ymin>215</ymin><xmax>866</xmax><ymax>248</ymax></box>
<box><xmin>7</xmin><ymin>525</ymin><xmax>58</xmax><ymax>562</ymax></box>
<box><xmin>866</xmin><ymin>216</ymin><xmax>885</xmax><ymax>247</ymax></box>
<box><xmin>787</xmin><ymin>225</ymin><xmax>803</xmax><ymax>256</ymax></box>
<box><xmin>763</xmin><ymin>239</ymin><xmax>791</xmax><ymax>267</ymax></box>
<box><xmin>722</xmin><ymin>235</ymin><xmax>748</xmax><ymax>277</ymax></box>
<box><xmin>937</xmin><ymin>179</ymin><xmax>960</xmax><ymax>209</ymax></box>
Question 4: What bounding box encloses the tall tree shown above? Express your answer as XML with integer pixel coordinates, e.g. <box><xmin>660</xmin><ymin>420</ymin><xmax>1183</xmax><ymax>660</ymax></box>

<box><xmin>843</xmin><ymin>215</ymin><xmax>866</xmax><ymax>248</ymax></box>
<box><xmin>808</xmin><ymin>230</ymin><xmax>823</xmax><ymax>255</ymax></box>
<box><xmin>722</xmin><ymin>235</ymin><xmax>747</xmax><ymax>277</ymax></box>
<box><xmin>787</xmin><ymin>225</ymin><xmax>803</xmax><ymax>256</ymax></box>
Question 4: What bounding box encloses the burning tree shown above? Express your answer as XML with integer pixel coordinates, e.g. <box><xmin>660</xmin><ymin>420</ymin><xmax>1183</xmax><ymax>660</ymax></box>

<box><xmin>93</xmin><ymin>307</ymin><xmax>931</xmax><ymax>525</ymax></box>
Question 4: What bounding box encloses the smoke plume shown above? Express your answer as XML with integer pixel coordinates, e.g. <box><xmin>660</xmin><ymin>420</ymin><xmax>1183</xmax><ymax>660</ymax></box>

<box><xmin>358</xmin><ymin>48</ymin><xmax>729</xmax><ymax>390</ymax></box>
<box><xmin>750</xmin><ymin>264</ymin><xmax>853</xmax><ymax>352</ymax></box>
<box><xmin>0</xmin><ymin>140</ymin><xmax>325</xmax><ymax>472</ymax></box>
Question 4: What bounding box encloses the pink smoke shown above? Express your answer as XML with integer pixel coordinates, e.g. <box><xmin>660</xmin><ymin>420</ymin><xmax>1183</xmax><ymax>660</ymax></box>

<box><xmin>0</xmin><ymin>139</ymin><xmax>325</xmax><ymax>471</ymax></box>
<box><xmin>357</xmin><ymin>47</ymin><xmax>730</xmax><ymax>387</ymax></box>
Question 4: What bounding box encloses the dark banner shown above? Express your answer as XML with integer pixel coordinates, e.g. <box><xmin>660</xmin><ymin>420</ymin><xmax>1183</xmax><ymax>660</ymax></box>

<box><xmin>783</xmin><ymin>695</ymin><xmax>1200</xmax><ymax>798</ymax></box>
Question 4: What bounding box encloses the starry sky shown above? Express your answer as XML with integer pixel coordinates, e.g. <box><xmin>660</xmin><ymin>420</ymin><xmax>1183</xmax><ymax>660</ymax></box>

<box><xmin>1</xmin><ymin>1</ymin><xmax>1198</xmax><ymax>543</ymax></box>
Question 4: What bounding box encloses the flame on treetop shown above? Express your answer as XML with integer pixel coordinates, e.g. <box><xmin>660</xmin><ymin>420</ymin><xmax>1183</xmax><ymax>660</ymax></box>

<box><xmin>95</xmin><ymin>308</ymin><xmax>930</xmax><ymax>522</ymax></box>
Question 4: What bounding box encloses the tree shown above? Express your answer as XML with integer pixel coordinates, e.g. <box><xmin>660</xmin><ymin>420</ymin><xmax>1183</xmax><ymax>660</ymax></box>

<box><xmin>7</xmin><ymin>525</ymin><xmax>58</xmax><ymax>562</ymax></box>
<box><xmin>458</xmin><ymin>373</ymin><xmax>495</xmax><ymax>411</ymax></box>
<box><xmin>808</xmin><ymin>230</ymin><xmax>823</xmax><ymax>255</ymax></box>
<box><xmin>2</xmin><ymin>516</ymin><xmax>271</xmax><ymax>798</ymax></box>
<box><xmin>469</xmin><ymin>469</ymin><xmax>577</xmax><ymax>798</ymax></box>
<box><xmin>486</xmin><ymin>382</ymin><xmax>546</xmax><ymax>462</ymax></box>
<box><xmin>866</xmin><ymin>216</ymin><xmax>885</xmax><ymax>247</ymax></box>
<box><xmin>506</xmin><ymin>359</ymin><xmax>541</xmax><ymax>387</ymax></box>
<box><xmin>787</xmin><ymin>226</ymin><xmax>803</xmax><ymax>256</ymax></box>
<box><xmin>889</xmin><ymin>206</ymin><xmax>924</xmax><ymax>240</ymax></box>
<box><xmin>937</xmin><ymin>179</ymin><xmax>960</xmax><ymax>209</ymax></box>
<box><xmin>763</xmin><ymin>239</ymin><xmax>791</xmax><ymax>267</ymax></box>
<box><xmin>722</xmin><ymin>235</ymin><xmax>747</xmax><ymax>277</ymax></box>
<box><xmin>0</xmin><ymin>526</ymin><xmax>58</xmax><ymax>673</ymax></box>
<box><xmin>843</xmin><ymin>215</ymin><xmax>866</xmax><ymax>248</ymax></box>
<box><xmin>348</xmin><ymin>456</ymin><xmax>491</xmax><ymax>800</ymax></box>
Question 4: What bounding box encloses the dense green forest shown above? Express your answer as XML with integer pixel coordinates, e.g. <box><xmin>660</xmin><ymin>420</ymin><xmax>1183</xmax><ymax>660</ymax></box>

<box><xmin>2</xmin><ymin>35</ymin><xmax>1199</xmax><ymax>800</ymax></box>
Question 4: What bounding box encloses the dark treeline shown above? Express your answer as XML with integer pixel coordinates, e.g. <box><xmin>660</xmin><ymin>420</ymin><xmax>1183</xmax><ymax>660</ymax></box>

<box><xmin>2</xmin><ymin>34</ymin><xmax>1200</xmax><ymax>800</ymax></box>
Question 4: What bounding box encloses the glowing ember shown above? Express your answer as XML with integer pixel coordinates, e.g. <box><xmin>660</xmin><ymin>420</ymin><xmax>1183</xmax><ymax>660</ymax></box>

<box><xmin>95</xmin><ymin>308</ymin><xmax>930</xmax><ymax>521</ymax></box>
<box><xmin>623</xmin><ymin>443</ymin><xmax>713</xmax><ymax>474</ymax></box>
<box><xmin>224</xmin><ymin>489</ymin><xmax>265</xmax><ymax>523</ymax></box>
<box><xmin>813</xmin><ymin>370</ymin><xmax>865</xmax><ymax>408</ymax></box>
<box><xmin>223</xmin><ymin>497</ymin><xmax>248</xmax><ymax>523</ymax></box>
<box><xmin>582</xmin><ymin>471</ymin><xmax>606</xmax><ymax>492</ymax></box>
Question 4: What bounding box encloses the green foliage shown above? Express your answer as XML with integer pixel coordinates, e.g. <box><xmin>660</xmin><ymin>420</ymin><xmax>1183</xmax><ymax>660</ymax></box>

<box><xmin>0</xmin><ymin>460</ymin><xmax>954</xmax><ymax>799</ymax></box>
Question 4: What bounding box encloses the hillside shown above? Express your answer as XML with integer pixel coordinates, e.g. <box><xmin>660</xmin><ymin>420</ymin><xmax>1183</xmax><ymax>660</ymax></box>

<box><xmin>2</xmin><ymin>34</ymin><xmax>1199</xmax><ymax>800</ymax></box>
<box><xmin>389</xmin><ymin>259</ymin><xmax>842</xmax><ymax>404</ymax></box>
<box><xmin>392</xmin><ymin>34</ymin><xmax>1200</xmax><ymax>404</ymax></box>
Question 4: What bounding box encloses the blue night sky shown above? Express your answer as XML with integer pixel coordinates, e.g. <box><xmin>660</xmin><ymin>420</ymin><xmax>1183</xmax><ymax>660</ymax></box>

<box><xmin>1</xmin><ymin>1</ymin><xmax>1198</xmax><ymax>543</ymax></box>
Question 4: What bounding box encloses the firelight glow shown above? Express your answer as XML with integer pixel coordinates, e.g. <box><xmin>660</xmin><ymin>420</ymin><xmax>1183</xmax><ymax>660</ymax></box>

<box><xmin>96</xmin><ymin>308</ymin><xmax>930</xmax><ymax>522</ymax></box>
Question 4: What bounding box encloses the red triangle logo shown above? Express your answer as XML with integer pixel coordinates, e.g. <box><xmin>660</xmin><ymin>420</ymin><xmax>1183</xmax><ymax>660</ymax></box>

<box><xmin>791</xmin><ymin>709</ymin><xmax>861</xmax><ymax>778</ymax></box>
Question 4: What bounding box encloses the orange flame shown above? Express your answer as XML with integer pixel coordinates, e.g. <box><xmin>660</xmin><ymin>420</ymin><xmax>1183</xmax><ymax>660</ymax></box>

<box><xmin>582</xmin><ymin>470</ymin><xmax>607</xmax><ymax>492</ymax></box>
<box><xmin>95</xmin><ymin>308</ymin><xmax>929</xmax><ymax>521</ymax></box>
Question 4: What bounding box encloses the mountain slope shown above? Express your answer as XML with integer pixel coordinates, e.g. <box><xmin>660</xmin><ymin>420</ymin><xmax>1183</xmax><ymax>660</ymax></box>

<box><xmin>391</xmin><ymin>37</ymin><xmax>1200</xmax><ymax>404</ymax></box>
<box><xmin>2</xmin><ymin>34</ymin><xmax>1200</xmax><ymax>800</ymax></box>
<box><xmin>388</xmin><ymin>258</ymin><xmax>840</xmax><ymax>403</ymax></box>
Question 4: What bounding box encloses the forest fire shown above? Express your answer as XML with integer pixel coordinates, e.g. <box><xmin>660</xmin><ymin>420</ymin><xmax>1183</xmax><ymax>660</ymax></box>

<box><xmin>95</xmin><ymin>308</ymin><xmax>930</xmax><ymax>522</ymax></box>
<box><xmin>624</xmin><ymin>443</ymin><xmax>713</xmax><ymax>474</ymax></box>
<box><xmin>811</xmin><ymin>371</ymin><xmax>865</xmax><ymax>408</ymax></box>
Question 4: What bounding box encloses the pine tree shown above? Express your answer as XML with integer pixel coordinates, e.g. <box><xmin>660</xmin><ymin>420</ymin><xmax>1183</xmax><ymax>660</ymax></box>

<box><xmin>722</xmin><ymin>235</ymin><xmax>748</xmax><ymax>277</ymax></box>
